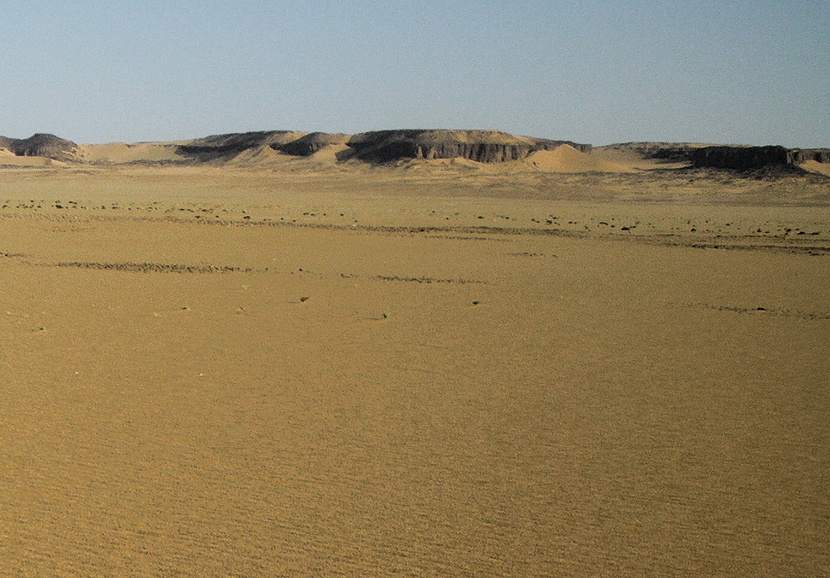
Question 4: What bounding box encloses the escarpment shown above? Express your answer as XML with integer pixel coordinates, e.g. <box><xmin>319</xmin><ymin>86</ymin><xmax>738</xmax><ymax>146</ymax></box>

<box><xmin>693</xmin><ymin>146</ymin><xmax>830</xmax><ymax>171</ymax></box>
<box><xmin>170</xmin><ymin>129</ymin><xmax>592</xmax><ymax>164</ymax></box>
<box><xmin>2</xmin><ymin>127</ymin><xmax>824</xmax><ymax>173</ymax></box>
<box><xmin>346</xmin><ymin>130</ymin><xmax>591</xmax><ymax>163</ymax></box>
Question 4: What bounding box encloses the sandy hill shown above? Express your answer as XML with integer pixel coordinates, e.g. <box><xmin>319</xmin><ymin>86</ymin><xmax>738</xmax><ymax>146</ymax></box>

<box><xmin>74</xmin><ymin>142</ymin><xmax>186</xmax><ymax>164</ymax></box>
<box><xmin>0</xmin><ymin>147</ymin><xmax>67</xmax><ymax>167</ymax></box>
<box><xmin>518</xmin><ymin>145</ymin><xmax>636</xmax><ymax>173</ymax></box>
<box><xmin>800</xmin><ymin>160</ymin><xmax>830</xmax><ymax>176</ymax></box>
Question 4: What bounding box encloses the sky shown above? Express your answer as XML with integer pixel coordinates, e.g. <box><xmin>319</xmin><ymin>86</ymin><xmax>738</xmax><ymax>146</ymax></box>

<box><xmin>1</xmin><ymin>1</ymin><xmax>827</xmax><ymax>147</ymax></box>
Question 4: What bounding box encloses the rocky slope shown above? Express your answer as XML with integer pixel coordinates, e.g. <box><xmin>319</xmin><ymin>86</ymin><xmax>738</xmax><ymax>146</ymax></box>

<box><xmin>345</xmin><ymin>130</ymin><xmax>591</xmax><ymax>163</ymax></box>
<box><xmin>176</xmin><ymin>131</ymin><xmax>305</xmax><ymax>160</ymax></box>
<box><xmin>0</xmin><ymin>133</ymin><xmax>76</xmax><ymax>159</ymax></box>
<box><xmin>276</xmin><ymin>132</ymin><xmax>349</xmax><ymax>156</ymax></box>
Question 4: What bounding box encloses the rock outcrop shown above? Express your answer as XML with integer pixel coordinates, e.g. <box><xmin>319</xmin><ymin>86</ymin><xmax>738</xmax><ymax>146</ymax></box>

<box><xmin>177</xmin><ymin>131</ymin><xmax>305</xmax><ymax>159</ymax></box>
<box><xmin>1</xmin><ymin>133</ymin><xmax>76</xmax><ymax>159</ymax></box>
<box><xmin>172</xmin><ymin>129</ymin><xmax>592</xmax><ymax>165</ymax></box>
<box><xmin>789</xmin><ymin>149</ymin><xmax>830</xmax><ymax>164</ymax></box>
<box><xmin>692</xmin><ymin>146</ymin><xmax>790</xmax><ymax>170</ymax></box>
<box><xmin>346</xmin><ymin>130</ymin><xmax>591</xmax><ymax>164</ymax></box>
<box><xmin>693</xmin><ymin>146</ymin><xmax>830</xmax><ymax>171</ymax></box>
<box><xmin>276</xmin><ymin>132</ymin><xmax>349</xmax><ymax>156</ymax></box>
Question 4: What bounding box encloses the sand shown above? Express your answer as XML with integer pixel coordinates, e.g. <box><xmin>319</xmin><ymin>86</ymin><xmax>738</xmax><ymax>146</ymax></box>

<box><xmin>0</xmin><ymin>158</ymin><xmax>828</xmax><ymax>575</ymax></box>
<box><xmin>521</xmin><ymin>145</ymin><xmax>637</xmax><ymax>173</ymax></box>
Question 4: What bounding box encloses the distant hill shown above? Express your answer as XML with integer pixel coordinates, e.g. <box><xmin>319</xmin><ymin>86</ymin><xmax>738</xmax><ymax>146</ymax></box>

<box><xmin>1</xmin><ymin>130</ymin><xmax>828</xmax><ymax>175</ymax></box>
<box><xmin>172</xmin><ymin>129</ymin><xmax>592</xmax><ymax>165</ymax></box>
<box><xmin>345</xmin><ymin>130</ymin><xmax>591</xmax><ymax>163</ymax></box>
<box><xmin>176</xmin><ymin>131</ymin><xmax>306</xmax><ymax>161</ymax></box>
<box><xmin>277</xmin><ymin>132</ymin><xmax>349</xmax><ymax>156</ymax></box>
<box><xmin>597</xmin><ymin>142</ymin><xmax>710</xmax><ymax>163</ymax></box>
<box><xmin>0</xmin><ymin>133</ymin><xmax>76</xmax><ymax>160</ymax></box>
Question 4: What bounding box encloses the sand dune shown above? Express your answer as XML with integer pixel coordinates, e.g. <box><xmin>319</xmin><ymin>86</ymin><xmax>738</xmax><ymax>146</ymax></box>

<box><xmin>73</xmin><ymin>142</ymin><xmax>186</xmax><ymax>164</ymax></box>
<box><xmin>520</xmin><ymin>144</ymin><xmax>637</xmax><ymax>172</ymax></box>
<box><xmin>221</xmin><ymin>145</ymin><xmax>294</xmax><ymax>167</ymax></box>
<box><xmin>0</xmin><ymin>147</ymin><xmax>66</xmax><ymax>166</ymax></box>
<box><xmin>801</xmin><ymin>159</ymin><xmax>830</xmax><ymax>176</ymax></box>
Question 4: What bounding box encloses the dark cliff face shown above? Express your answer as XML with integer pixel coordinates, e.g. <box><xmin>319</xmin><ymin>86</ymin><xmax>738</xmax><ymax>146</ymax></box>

<box><xmin>693</xmin><ymin>146</ymin><xmax>830</xmax><ymax>171</ymax></box>
<box><xmin>692</xmin><ymin>146</ymin><xmax>790</xmax><ymax>170</ymax></box>
<box><xmin>3</xmin><ymin>133</ymin><xmax>76</xmax><ymax>159</ymax></box>
<box><xmin>347</xmin><ymin>130</ymin><xmax>591</xmax><ymax>164</ymax></box>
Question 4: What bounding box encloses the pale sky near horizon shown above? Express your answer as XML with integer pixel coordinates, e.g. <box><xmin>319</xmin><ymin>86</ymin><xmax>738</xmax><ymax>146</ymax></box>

<box><xmin>1</xmin><ymin>1</ymin><xmax>827</xmax><ymax>147</ymax></box>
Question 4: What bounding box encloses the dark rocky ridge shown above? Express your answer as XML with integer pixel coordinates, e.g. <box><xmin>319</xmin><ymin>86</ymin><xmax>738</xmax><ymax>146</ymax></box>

<box><xmin>692</xmin><ymin>146</ymin><xmax>830</xmax><ymax>171</ymax></box>
<box><xmin>346</xmin><ymin>130</ymin><xmax>592</xmax><ymax>164</ymax></box>
<box><xmin>275</xmin><ymin>132</ymin><xmax>349</xmax><ymax>156</ymax></box>
<box><xmin>177</xmin><ymin>131</ymin><xmax>305</xmax><ymax>160</ymax></box>
<box><xmin>172</xmin><ymin>129</ymin><xmax>592</xmax><ymax>164</ymax></box>
<box><xmin>0</xmin><ymin>133</ymin><xmax>76</xmax><ymax>159</ymax></box>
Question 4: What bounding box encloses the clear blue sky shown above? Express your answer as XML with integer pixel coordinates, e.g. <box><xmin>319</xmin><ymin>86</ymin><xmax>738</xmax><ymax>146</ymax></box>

<box><xmin>1</xmin><ymin>1</ymin><xmax>827</xmax><ymax>147</ymax></box>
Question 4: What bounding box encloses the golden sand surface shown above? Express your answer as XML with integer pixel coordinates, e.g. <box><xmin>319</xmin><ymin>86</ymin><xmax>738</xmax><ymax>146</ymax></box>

<box><xmin>0</xmin><ymin>163</ymin><xmax>828</xmax><ymax>575</ymax></box>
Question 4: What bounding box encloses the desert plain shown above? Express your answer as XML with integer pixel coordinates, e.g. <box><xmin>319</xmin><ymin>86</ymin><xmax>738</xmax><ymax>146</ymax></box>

<box><xmin>0</xmin><ymin>136</ymin><xmax>828</xmax><ymax>575</ymax></box>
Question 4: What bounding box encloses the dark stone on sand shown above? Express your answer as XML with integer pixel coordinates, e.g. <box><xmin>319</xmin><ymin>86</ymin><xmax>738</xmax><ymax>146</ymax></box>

<box><xmin>1</xmin><ymin>133</ymin><xmax>76</xmax><ymax>159</ymax></box>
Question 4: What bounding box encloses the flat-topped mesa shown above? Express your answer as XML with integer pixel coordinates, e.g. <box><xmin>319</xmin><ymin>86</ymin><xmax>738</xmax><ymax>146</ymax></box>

<box><xmin>346</xmin><ymin>130</ymin><xmax>591</xmax><ymax>164</ymax></box>
<box><xmin>0</xmin><ymin>133</ymin><xmax>77</xmax><ymax>159</ymax></box>
<box><xmin>693</xmin><ymin>145</ymin><xmax>830</xmax><ymax>171</ymax></box>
